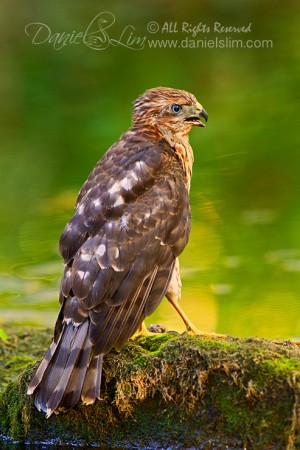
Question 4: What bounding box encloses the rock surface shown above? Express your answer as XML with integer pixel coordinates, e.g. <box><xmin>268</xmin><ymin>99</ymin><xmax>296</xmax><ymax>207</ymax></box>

<box><xmin>0</xmin><ymin>327</ymin><xmax>300</xmax><ymax>449</ymax></box>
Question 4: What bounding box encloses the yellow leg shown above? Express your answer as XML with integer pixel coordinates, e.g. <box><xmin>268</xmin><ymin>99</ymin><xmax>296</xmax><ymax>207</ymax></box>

<box><xmin>167</xmin><ymin>295</ymin><xmax>226</xmax><ymax>339</ymax></box>
<box><xmin>138</xmin><ymin>321</ymin><xmax>148</xmax><ymax>333</ymax></box>
<box><xmin>131</xmin><ymin>321</ymin><xmax>154</xmax><ymax>340</ymax></box>
<box><xmin>165</xmin><ymin>258</ymin><xmax>225</xmax><ymax>338</ymax></box>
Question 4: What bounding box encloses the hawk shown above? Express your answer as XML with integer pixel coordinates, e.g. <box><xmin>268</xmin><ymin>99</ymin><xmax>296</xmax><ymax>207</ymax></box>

<box><xmin>27</xmin><ymin>87</ymin><xmax>208</xmax><ymax>417</ymax></box>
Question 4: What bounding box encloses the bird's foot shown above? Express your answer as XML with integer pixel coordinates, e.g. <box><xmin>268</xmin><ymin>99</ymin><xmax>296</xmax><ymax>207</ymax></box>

<box><xmin>131</xmin><ymin>321</ymin><xmax>167</xmax><ymax>340</ymax></box>
<box><xmin>131</xmin><ymin>322</ymin><xmax>150</xmax><ymax>339</ymax></box>
<box><xmin>166</xmin><ymin>296</ymin><xmax>226</xmax><ymax>339</ymax></box>
<box><xmin>185</xmin><ymin>325</ymin><xmax>226</xmax><ymax>339</ymax></box>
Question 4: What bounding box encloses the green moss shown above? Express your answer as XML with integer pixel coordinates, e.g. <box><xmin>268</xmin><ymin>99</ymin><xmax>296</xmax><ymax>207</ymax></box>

<box><xmin>0</xmin><ymin>327</ymin><xmax>52</xmax><ymax>391</ymax></box>
<box><xmin>188</xmin><ymin>334</ymin><xmax>240</xmax><ymax>349</ymax></box>
<box><xmin>134</xmin><ymin>331</ymin><xmax>173</xmax><ymax>352</ymax></box>
<box><xmin>1</xmin><ymin>327</ymin><xmax>300</xmax><ymax>448</ymax></box>
<box><xmin>133</xmin><ymin>355</ymin><xmax>148</xmax><ymax>367</ymax></box>
<box><xmin>262</xmin><ymin>357</ymin><xmax>300</xmax><ymax>374</ymax></box>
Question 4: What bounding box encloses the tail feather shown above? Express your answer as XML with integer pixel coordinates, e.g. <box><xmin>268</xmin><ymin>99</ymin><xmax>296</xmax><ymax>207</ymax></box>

<box><xmin>81</xmin><ymin>354</ymin><xmax>103</xmax><ymax>404</ymax></box>
<box><xmin>59</xmin><ymin>345</ymin><xmax>94</xmax><ymax>410</ymax></box>
<box><xmin>31</xmin><ymin>324</ymin><xmax>75</xmax><ymax>412</ymax></box>
<box><xmin>40</xmin><ymin>325</ymin><xmax>75</xmax><ymax>404</ymax></box>
<box><xmin>45</xmin><ymin>321</ymin><xmax>90</xmax><ymax>416</ymax></box>
<box><xmin>27</xmin><ymin>333</ymin><xmax>63</xmax><ymax>396</ymax></box>
<box><xmin>28</xmin><ymin>320</ymin><xmax>102</xmax><ymax>417</ymax></box>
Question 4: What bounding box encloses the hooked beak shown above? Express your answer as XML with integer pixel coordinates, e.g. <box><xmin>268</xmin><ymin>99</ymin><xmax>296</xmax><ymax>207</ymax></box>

<box><xmin>199</xmin><ymin>108</ymin><xmax>208</xmax><ymax>123</ymax></box>
<box><xmin>185</xmin><ymin>106</ymin><xmax>208</xmax><ymax>127</ymax></box>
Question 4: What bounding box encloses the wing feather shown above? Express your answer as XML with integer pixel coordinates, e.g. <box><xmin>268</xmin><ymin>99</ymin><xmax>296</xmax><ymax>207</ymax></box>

<box><xmin>57</xmin><ymin>135</ymin><xmax>191</xmax><ymax>358</ymax></box>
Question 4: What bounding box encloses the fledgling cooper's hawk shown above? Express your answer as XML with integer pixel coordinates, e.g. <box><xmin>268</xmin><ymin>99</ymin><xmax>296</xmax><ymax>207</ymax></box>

<box><xmin>27</xmin><ymin>87</ymin><xmax>208</xmax><ymax>417</ymax></box>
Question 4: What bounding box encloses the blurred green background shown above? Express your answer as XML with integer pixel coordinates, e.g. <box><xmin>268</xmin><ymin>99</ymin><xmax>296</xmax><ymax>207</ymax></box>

<box><xmin>1</xmin><ymin>0</ymin><xmax>299</xmax><ymax>340</ymax></box>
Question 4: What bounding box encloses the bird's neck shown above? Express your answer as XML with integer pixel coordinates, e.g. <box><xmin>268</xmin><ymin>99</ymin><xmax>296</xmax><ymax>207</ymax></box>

<box><xmin>159</xmin><ymin>127</ymin><xmax>194</xmax><ymax>192</ymax></box>
<box><xmin>175</xmin><ymin>140</ymin><xmax>194</xmax><ymax>192</ymax></box>
<box><xmin>130</xmin><ymin>123</ymin><xmax>194</xmax><ymax>191</ymax></box>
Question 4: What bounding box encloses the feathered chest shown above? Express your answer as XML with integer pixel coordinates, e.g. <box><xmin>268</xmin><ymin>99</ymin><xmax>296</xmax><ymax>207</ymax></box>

<box><xmin>173</xmin><ymin>140</ymin><xmax>194</xmax><ymax>192</ymax></box>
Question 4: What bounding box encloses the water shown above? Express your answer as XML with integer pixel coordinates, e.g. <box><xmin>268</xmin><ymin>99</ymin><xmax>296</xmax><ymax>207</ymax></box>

<box><xmin>0</xmin><ymin>435</ymin><xmax>122</xmax><ymax>449</ymax></box>
<box><xmin>1</xmin><ymin>0</ymin><xmax>300</xmax><ymax>341</ymax></box>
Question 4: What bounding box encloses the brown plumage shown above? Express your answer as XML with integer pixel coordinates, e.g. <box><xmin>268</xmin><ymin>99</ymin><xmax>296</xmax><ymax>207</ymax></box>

<box><xmin>27</xmin><ymin>87</ymin><xmax>208</xmax><ymax>417</ymax></box>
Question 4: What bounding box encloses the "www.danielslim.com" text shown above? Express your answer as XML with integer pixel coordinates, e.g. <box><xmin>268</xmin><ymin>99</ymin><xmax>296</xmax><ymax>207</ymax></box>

<box><xmin>148</xmin><ymin>37</ymin><xmax>273</xmax><ymax>49</ymax></box>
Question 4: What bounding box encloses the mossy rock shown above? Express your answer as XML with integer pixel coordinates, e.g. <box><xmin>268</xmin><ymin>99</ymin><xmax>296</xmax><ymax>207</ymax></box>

<box><xmin>0</xmin><ymin>327</ymin><xmax>300</xmax><ymax>449</ymax></box>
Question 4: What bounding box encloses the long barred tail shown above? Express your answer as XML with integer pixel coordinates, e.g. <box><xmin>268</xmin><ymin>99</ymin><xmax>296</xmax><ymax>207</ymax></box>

<box><xmin>27</xmin><ymin>320</ymin><xmax>103</xmax><ymax>418</ymax></box>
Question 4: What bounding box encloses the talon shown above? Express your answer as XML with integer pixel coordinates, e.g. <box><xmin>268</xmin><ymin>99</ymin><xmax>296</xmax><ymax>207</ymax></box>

<box><xmin>185</xmin><ymin>327</ymin><xmax>226</xmax><ymax>339</ymax></box>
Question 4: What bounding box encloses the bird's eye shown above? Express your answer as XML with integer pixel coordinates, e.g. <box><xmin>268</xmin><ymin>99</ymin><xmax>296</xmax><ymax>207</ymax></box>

<box><xmin>171</xmin><ymin>104</ymin><xmax>182</xmax><ymax>114</ymax></box>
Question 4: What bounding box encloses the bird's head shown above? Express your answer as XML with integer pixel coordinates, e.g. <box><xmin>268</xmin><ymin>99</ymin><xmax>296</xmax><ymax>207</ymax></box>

<box><xmin>133</xmin><ymin>87</ymin><xmax>208</xmax><ymax>138</ymax></box>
